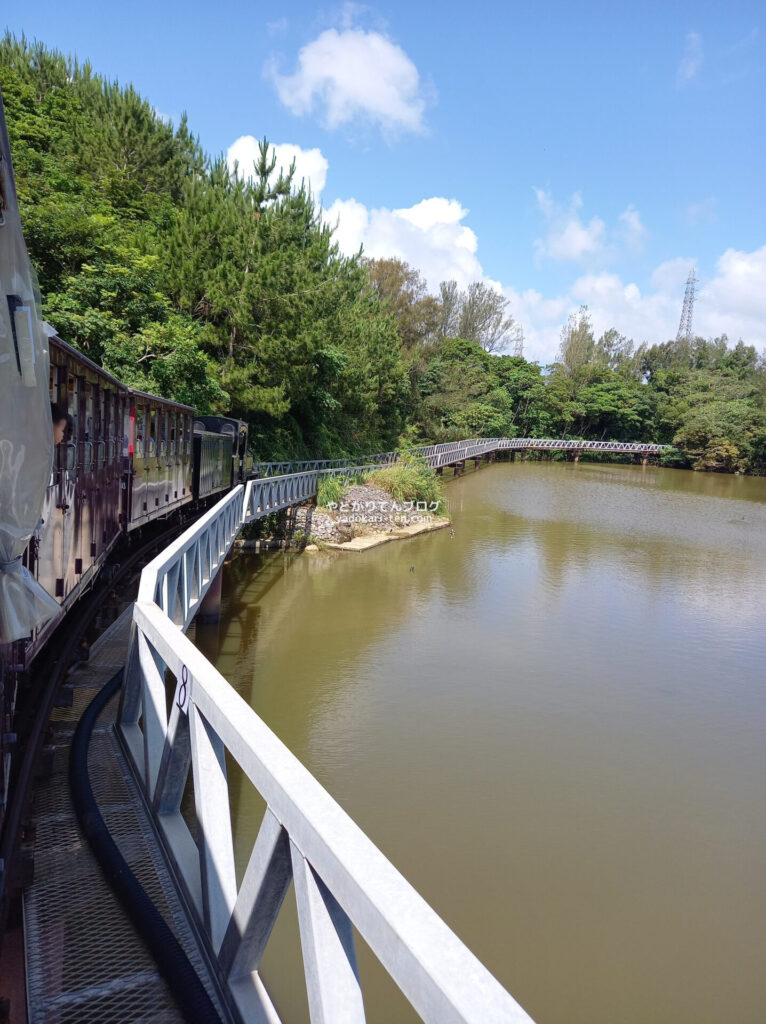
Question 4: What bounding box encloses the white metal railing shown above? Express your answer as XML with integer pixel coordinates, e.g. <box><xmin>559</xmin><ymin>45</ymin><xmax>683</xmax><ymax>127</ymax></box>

<box><xmin>120</xmin><ymin>485</ymin><xmax>536</xmax><ymax>1024</ymax></box>
<box><xmin>496</xmin><ymin>438</ymin><xmax>667</xmax><ymax>453</ymax></box>
<box><xmin>253</xmin><ymin>453</ymin><xmax>396</xmax><ymax>477</ymax></box>
<box><xmin>138</xmin><ymin>485</ymin><xmax>245</xmax><ymax>631</ymax></box>
<box><xmin>427</xmin><ymin>440</ymin><xmax>502</xmax><ymax>468</ymax></box>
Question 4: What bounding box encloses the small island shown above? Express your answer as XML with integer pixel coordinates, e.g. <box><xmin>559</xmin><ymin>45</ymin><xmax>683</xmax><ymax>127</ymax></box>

<box><xmin>303</xmin><ymin>455</ymin><xmax>450</xmax><ymax>551</ymax></box>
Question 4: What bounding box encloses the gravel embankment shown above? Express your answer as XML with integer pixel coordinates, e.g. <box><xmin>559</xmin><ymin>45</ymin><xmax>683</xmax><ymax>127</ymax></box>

<box><xmin>293</xmin><ymin>483</ymin><xmax>444</xmax><ymax>544</ymax></box>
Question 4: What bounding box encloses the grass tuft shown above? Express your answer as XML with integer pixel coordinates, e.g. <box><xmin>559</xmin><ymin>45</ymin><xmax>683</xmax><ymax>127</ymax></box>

<box><xmin>317</xmin><ymin>474</ymin><xmax>347</xmax><ymax>509</ymax></box>
<box><xmin>366</xmin><ymin>453</ymin><xmax>447</xmax><ymax>514</ymax></box>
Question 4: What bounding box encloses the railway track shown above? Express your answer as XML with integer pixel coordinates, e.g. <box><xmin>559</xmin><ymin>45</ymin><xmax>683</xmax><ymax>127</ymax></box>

<box><xmin>0</xmin><ymin>518</ymin><xmax>188</xmax><ymax>941</ymax></box>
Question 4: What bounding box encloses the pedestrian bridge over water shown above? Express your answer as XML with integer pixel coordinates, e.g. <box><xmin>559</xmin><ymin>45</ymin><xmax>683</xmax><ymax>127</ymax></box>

<box><xmin>251</xmin><ymin>436</ymin><xmax>668</xmax><ymax>477</ymax></box>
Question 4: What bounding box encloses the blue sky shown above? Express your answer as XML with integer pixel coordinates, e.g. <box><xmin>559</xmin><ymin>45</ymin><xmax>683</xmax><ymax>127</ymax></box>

<box><xmin>4</xmin><ymin>1</ymin><xmax>765</xmax><ymax>360</ymax></box>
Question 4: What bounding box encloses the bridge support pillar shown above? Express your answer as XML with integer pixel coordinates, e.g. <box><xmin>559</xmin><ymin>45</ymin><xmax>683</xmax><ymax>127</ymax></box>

<box><xmin>641</xmin><ymin>456</ymin><xmax>648</xmax><ymax>467</ymax></box>
<box><xmin>198</xmin><ymin>565</ymin><xmax>223</xmax><ymax>625</ymax></box>
<box><xmin>509</xmin><ymin>452</ymin><xmax>516</xmax><ymax>463</ymax></box>
<box><xmin>520</xmin><ymin>452</ymin><xmax>527</xmax><ymax>463</ymax></box>
<box><xmin>435</xmin><ymin>466</ymin><xmax>443</xmax><ymax>475</ymax></box>
<box><xmin>573</xmin><ymin>451</ymin><xmax>581</xmax><ymax>464</ymax></box>
<box><xmin>454</xmin><ymin>461</ymin><xmax>465</xmax><ymax>477</ymax></box>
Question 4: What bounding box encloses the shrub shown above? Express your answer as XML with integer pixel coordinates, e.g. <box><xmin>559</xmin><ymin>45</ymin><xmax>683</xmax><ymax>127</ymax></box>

<box><xmin>317</xmin><ymin>474</ymin><xmax>347</xmax><ymax>509</ymax></box>
<box><xmin>367</xmin><ymin>453</ymin><xmax>446</xmax><ymax>514</ymax></box>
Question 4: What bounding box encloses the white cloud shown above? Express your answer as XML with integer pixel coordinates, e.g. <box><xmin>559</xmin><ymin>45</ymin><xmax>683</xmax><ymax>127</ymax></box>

<box><xmin>532</xmin><ymin>187</ymin><xmax>555</xmax><ymax>218</ymax></box>
<box><xmin>618</xmin><ymin>205</ymin><xmax>647</xmax><ymax>249</ymax></box>
<box><xmin>267</xmin><ymin>27</ymin><xmax>428</xmax><ymax>134</ymax></box>
<box><xmin>534</xmin><ymin>191</ymin><xmax>650</xmax><ymax>264</ymax></box>
<box><xmin>227</xmin><ymin>137</ymin><xmax>328</xmax><ymax>198</ymax></box>
<box><xmin>501</xmin><ymin>286</ymin><xmax>571</xmax><ymax>363</ymax></box>
<box><xmin>677</xmin><ymin>31</ymin><xmax>703</xmax><ymax>85</ymax></box>
<box><xmin>649</xmin><ymin>256</ymin><xmax>696</xmax><ymax>295</ymax></box>
<box><xmin>698</xmin><ymin>245</ymin><xmax>766</xmax><ymax>342</ymax></box>
<box><xmin>322</xmin><ymin>179</ymin><xmax>766</xmax><ymax>364</ymax></box>
<box><xmin>323</xmin><ymin>196</ymin><xmax>482</xmax><ymax>287</ymax></box>
<box><xmin>533</xmin><ymin>189</ymin><xmax>607</xmax><ymax>262</ymax></box>
<box><xmin>323</xmin><ymin>197</ymin><xmax>370</xmax><ymax>255</ymax></box>
<box><xmin>509</xmin><ymin>246</ymin><xmax>766</xmax><ymax>365</ymax></box>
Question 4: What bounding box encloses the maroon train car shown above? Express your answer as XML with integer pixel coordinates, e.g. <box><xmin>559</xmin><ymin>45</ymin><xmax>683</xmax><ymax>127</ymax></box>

<box><xmin>25</xmin><ymin>333</ymin><xmax>196</xmax><ymax>656</ymax></box>
<box><xmin>32</xmin><ymin>331</ymin><xmax>128</xmax><ymax>636</ymax></box>
<box><xmin>123</xmin><ymin>389</ymin><xmax>195</xmax><ymax>531</ymax></box>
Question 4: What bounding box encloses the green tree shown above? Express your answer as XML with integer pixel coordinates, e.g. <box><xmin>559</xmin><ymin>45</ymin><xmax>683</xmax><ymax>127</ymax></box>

<box><xmin>456</xmin><ymin>281</ymin><xmax>515</xmax><ymax>353</ymax></box>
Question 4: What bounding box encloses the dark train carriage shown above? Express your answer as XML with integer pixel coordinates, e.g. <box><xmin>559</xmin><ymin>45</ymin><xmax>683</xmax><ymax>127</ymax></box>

<box><xmin>193</xmin><ymin>415</ymin><xmax>252</xmax><ymax>484</ymax></box>
<box><xmin>192</xmin><ymin>431</ymin><xmax>230</xmax><ymax>499</ymax></box>
<box><xmin>124</xmin><ymin>391</ymin><xmax>194</xmax><ymax>530</ymax></box>
<box><xmin>31</xmin><ymin>331</ymin><xmax>130</xmax><ymax>628</ymax></box>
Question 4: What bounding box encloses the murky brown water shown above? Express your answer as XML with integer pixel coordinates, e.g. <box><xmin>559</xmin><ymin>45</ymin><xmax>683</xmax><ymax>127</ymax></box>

<box><xmin>202</xmin><ymin>462</ymin><xmax>766</xmax><ymax>1024</ymax></box>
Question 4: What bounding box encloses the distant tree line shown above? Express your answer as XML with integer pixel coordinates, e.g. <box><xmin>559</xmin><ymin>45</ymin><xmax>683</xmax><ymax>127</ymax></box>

<box><xmin>2</xmin><ymin>35</ymin><xmax>765</xmax><ymax>473</ymax></box>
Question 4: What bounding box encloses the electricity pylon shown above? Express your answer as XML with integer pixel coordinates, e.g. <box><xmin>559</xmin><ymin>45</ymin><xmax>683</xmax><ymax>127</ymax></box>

<box><xmin>511</xmin><ymin>324</ymin><xmax>524</xmax><ymax>358</ymax></box>
<box><xmin>676</xmin><ymin>267</ymin><xmax>697</xmax><ymax>341</ymax></box>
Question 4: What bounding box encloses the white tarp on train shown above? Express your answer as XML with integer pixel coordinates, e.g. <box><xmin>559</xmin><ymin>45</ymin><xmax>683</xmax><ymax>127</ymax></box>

<box><xmin>0</xmin><ymin>96</ymin><xmax>61</xmax><ymax>643</ymax></box>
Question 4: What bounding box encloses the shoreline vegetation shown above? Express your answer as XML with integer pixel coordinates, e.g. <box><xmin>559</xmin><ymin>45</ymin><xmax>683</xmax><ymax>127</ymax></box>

<box><xmin>241</xmin><ymin>455</ymin><xmax>451</xmax><ymax>552</ymax></box>
<box><xmin>308</xmin><ymin>455</ymin><xmax>449</xmax><ymax>551</ymax></box>
<box><xmin>3</xmin><ymin>36</ymin><xmax>765</xmax><ymax>477</ymax></box>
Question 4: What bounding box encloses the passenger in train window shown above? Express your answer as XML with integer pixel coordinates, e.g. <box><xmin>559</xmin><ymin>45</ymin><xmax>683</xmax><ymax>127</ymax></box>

<box><xmin>51</xmin><ymin>403</ymin><xmax>67</xmax><ymax>444</ymax></box>
<box><xmin>51</xmin><ymin>403</ymin><xmax>73</xmax><ymax>445</ymax></box>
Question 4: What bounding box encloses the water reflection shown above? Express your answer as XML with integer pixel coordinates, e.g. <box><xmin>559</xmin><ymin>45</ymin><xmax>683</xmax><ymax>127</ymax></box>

<box><xmin>208</xmin><ymin>463</ymin><xmax>766</xmax><ymax>1024</ymax></box>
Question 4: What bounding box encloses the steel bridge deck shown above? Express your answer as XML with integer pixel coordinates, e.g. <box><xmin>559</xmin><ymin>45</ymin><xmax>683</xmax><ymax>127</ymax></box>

<box><xmin>22</xmin><ymin>607</ymin><xmax>225</xmax><ymax>1024</ymax></box>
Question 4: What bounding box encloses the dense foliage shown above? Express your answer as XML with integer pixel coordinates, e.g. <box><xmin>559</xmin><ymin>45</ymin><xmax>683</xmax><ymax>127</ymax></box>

<box><xmin>3</xmin><ymin>37</ymin><xmax>765</xmax><ymax>472</ymax></box>
<box><xmin>0</xmin><ymin>36</ymin><xmax>406</xmax><ymax>458</ymax></box>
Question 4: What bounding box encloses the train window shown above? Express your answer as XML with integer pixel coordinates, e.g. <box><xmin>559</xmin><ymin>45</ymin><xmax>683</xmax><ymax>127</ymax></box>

<box><xmin>67</xmin><ymin>374</ymin><xmax>78</xmax><ymax>444</ymax></box>
<box><xmin>82</xmin><ymin>381</ymin><xmax>94</xmax><ymax>470</ymax></box>
<box><xmin>106</xmin><ymin>390</ymin><xmax>114</xmax><ymax>461</ymax></box>
<box><xmin>84</xmin><ymin>381</ymin><xmax>93</xmax><ymax>440</ymax></box>
<box><xmin>135</xmin><ymin>406</ymin><xmax>145</xmax><ymax>458</ymax></box>
<box><xmin>187</xmin><ymin>416</ymin><xmax>193</xmax><ymax>454</ymax></box>
<box><xmin>220</xmin><ymin>421</ymin><xmax>236</xmax><ymax>454</ymax></box>
<box><xmin>169</xmin><ymin>412</ymin><xmax>177</xmax><ymax>456</ymax></box>
<box><xmin>148</xmin><ymin>408</ymin><xmax>157</xmax><ymax>458</ymax></box>
<box><xmin>96</xmin><ymin>386</ymin><xmax>106</xmax><ymax>465</ymax></box>
<box><xmin>56</xmin><ymin>443</ymin><xmax>76</xmax><ymax>472</ymax></box>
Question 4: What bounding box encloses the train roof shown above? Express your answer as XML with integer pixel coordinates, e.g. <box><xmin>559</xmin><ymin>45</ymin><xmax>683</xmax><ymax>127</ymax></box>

<box><xmin>46</xmin><ymin>325</ymin><xmax>126</xmax><ymax>389</ymax></box>
<box><xmin>45</xmin><ymin>325</ymin><xmax>195</xmax><ymax>413</ymax></box>
<box><xmin>128</xmin><ymin>388</ymin><xmax>195</xmax><ymax>413</ymax></box>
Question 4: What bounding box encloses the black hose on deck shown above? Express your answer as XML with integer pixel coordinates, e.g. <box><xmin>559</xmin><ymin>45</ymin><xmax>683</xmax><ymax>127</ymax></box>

<box><xmin>69</xmin><ymin>670</ymin><xmax>223</xmax><ymax>1024</ymax></box>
